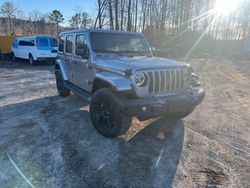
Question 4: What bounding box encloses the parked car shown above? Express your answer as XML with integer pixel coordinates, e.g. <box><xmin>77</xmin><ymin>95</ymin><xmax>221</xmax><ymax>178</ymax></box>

<box><xmin>11</xmin><ymin>36</ymin><xmax>57</xmax><ymax>64</ymax></box>
<box><xmin>55</xmin><ymin>29</ymin><xmax>205</xmax><ymax>137</ymax></box>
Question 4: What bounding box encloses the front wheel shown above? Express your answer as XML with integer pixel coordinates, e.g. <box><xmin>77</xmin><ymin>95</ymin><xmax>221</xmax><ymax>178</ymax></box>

<box><xmin>90</xmin><ymin>88</ymin><xmax>132</xmax><ymax>138</ymax></box>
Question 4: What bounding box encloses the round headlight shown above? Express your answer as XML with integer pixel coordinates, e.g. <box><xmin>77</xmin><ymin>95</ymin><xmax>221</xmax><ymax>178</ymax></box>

<box><xmin>135</xmin><ymin>72</ymin><xmax>148</xmax><ymax>87</ymax></box>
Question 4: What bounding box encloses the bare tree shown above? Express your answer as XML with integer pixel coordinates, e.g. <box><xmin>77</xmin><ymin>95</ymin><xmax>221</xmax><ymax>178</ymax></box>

<box><xmin>108</xmin><ymin>0</ymin><xmax>114</xmax><ymax>29</ymax></box>
<box><xmin>0</xmin><ymin>1</ymin><xmax>17</xmax><ymax>34</ymax></box>
<box><xmin>29</xmin><ymin>10</ymin><xmax>43</xmax><ymax>34</ymax></box>
<box><xmin>94</xmin><ymin>0</ymin><xmax>108</xmax><ymax>29</ymax></box>
<box><xmin>120</xmin><ymin>0</ymin><xmax>125</xmax><ymax>30</ymax></box>
<box><xmin>127</xmin><ymin>0</ymin><xmax>132</xmax><ymax>31</ymax></box>
<box><xmin>114</xmin><ymin>0</ymin><xmax>119</xmax><ymax>30</ymax></box>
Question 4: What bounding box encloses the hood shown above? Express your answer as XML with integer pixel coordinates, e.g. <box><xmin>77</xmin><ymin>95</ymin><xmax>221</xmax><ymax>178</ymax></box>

<box><xmin>94</xmin><ymin>55</ymin><xmax>189</xmax><ymax>74</ymax></box>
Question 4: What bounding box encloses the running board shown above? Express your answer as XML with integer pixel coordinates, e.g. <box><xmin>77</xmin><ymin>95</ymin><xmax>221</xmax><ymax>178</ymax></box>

<box><xmin>64</xmin><ymin>81</ymin><xmax>91</xmax><ymax>102</ymax></box>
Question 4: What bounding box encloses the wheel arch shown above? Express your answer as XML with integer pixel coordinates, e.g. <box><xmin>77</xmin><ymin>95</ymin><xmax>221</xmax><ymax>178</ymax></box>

<box><xmin>92</xmin><ymin>72</ymin><xmax>133</xmax><ymax>95</ymax></box>
<box><xmin>55</xmin><ymin>59</ymin><xmax>68</xmax><ymax>81</ymax></box>
<box><xmin>92</xmin><ymin>77</ymin><xmax>112</xmax><ymax>95</ymax></box>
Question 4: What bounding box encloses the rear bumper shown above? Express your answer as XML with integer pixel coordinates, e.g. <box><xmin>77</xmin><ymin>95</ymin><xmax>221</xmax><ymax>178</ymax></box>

<box><xmin>37</xmin><ymin>57</ymin><xmax>57</xmax><ymax>62</ymax></box>
<box><xmin>121</xmin><ymin>88</ymin><xmax>205</xmax><ymax>118</ymax></box>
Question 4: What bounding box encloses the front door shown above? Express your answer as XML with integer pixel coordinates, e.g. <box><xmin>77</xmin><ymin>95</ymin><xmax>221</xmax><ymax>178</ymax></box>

<box><xmin>72</xmin><ymin>34</ymin><xmax>93</xmax><ymax>91</ymax></box>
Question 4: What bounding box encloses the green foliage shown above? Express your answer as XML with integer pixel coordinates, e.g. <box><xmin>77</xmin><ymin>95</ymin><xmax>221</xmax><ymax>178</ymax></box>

<box><xmin>49</xmin><ymin>10</ymin><xmax>64</xmax><ymax>24</ymax></box>
<box><xmin>69</xmin><ymin>12</ymin><xmax>93</xmax><ymax>29</ymax></box>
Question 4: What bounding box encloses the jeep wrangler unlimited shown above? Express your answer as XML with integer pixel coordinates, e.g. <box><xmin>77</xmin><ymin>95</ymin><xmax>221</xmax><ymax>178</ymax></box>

<box><xmin>55</xmin><ymin>29</ymin><xmax>205</xmax><ymax>138</ymax></box>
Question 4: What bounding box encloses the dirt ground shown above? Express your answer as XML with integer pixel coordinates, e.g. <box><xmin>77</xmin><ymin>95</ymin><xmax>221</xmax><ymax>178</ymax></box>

<box><xmin>0</xmin><ymin>58</ymin><xmax>249</xmax><ymax>188</ymax></box>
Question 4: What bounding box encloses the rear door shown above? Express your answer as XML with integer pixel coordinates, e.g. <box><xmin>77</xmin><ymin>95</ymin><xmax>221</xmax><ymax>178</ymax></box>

<box><xmin>65</xmin><ymin>35</ymin><xmax>74</xmax><ymax>82</ymax></box>
<box><xmin>17</xmin><ymin>40</ymin><xmax>24</xmax><ymax>58</ymax></box>
<box><xmin>72</xmin><ymin>34</ymin><xmax>92</xmax><ymax>91</ymax></box>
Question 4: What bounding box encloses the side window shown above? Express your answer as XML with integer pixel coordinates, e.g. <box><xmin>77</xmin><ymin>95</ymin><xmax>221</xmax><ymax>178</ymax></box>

<box><xmin>58</xmin><ymin>36</ymin><xmax>64</xmax><ymax>52</ymax></box>
<box><xmin>18</xmin><ymin>39</ymin><xmax>35</xmax><ymax>46</ymax></box>
<box><xmin>75</xmin><ymin>34</ymin><xmax>88</xmax><ymax>58</ymax></box>
<box><xmin>18</xmin><ymin>40</ymin><xmax>24</xmax><ymax>46</ymax></box>
<box><xmin>66</xmin><ymin>35</ymin><xmax>73</xmax><ymax>54</ymax></box>
<box><xmin>29</xmin><ymin>40</ymin><xmax>35</xmax><ymax>46</ymax></box>
<box><xmin>38</xmin><ymin>38</ymin><xmax>49</xmax><ymax>46</ymax></box>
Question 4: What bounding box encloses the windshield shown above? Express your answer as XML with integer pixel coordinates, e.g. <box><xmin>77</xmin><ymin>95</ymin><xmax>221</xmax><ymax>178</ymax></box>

<box><xmin>90</xmin><ymin>32</ymin><xmax>151</xmax><ymax>56</ymax></box>
<box><xmin>50</xmin><ymin>38</ymin><xmax>57</xmax><ymax>47</ymax></box>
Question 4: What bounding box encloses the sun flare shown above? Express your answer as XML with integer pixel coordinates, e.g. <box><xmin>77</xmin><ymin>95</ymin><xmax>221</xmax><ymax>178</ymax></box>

<box><xmin>215</xmin><ymin>0</ymin><xmax>242</xmax><ymax>16</ymax></box>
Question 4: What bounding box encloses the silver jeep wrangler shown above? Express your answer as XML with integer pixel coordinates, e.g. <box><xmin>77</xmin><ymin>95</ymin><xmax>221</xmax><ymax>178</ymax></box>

<box><xmin>55</xmin><ymin>29</ymin><xmax>205</xmax><ymax>137</ymax></box>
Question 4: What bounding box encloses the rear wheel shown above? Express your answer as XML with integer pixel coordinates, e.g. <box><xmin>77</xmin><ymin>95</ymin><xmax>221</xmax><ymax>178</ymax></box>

<box><xmin>55</xmin><ymin>69</ymin><xmax>70</xmax><ymax>97</ymax></box>
<box><xmin>12</xmin><ymin>52</ymin><xmax>16</xmax><ymax>61</ymax></box>
<box><xmin>90</xmin><ymin>88</ymin><xmax>132</xmax><ymax>138</ymax></box>
<box><xmin>28</xmin><ymin>54</ymin><xmax>35</xmax><ymax>65</ymax></box>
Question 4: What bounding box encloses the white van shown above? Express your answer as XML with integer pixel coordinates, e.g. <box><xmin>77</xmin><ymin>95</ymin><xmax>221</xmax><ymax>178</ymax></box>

<box><xmin>11</xmin><ymin>36</ymin><xmax>58</xmax><ymax>64</ymax></box>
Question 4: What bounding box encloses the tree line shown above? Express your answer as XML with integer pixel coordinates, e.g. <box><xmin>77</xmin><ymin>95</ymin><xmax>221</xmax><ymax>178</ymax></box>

<box><xmin>0</xmin><ymin>1</ymin><xmax>93</xmax><ymax>37</ymax></box>
<box><xmin>1</xmin><ymin>0</ymin><xmax>250</xmax><ymax>43</ymax></box>
<box><xmin>95</xmin><ymin>0</ymin><xmax>250</xmax><ymax>41</ymax></box>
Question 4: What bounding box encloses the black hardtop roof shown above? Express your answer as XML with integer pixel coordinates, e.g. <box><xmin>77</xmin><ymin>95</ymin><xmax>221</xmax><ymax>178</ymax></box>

<box><xmin>59</xmin><ymin>29</ymin><xmax>142</xmax><ymax>36</ymax></box>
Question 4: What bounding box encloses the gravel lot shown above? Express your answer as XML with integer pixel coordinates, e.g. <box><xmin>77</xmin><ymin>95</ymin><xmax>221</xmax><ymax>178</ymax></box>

<box><xmin>0</xmin><ymin>58</ymin><xmax>249</xmax><ymax>188</ymax></box>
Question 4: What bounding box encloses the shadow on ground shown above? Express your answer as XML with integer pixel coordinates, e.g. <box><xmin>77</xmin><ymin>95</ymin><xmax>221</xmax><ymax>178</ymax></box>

<box><xmin>0</xmin><ymin>95</ymin><xmax>184</xmax><ymax>188</ymax></box>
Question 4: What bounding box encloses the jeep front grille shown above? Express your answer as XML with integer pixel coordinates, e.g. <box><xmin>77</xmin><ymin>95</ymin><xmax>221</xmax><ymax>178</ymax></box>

<box><xmin>147</xmin><ymin>69</ymin><xmax>185</xmax><ymax>95</ymax></box>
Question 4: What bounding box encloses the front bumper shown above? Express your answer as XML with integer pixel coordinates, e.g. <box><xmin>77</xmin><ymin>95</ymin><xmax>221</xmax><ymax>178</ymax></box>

<box><xmin>121</xmin><ymin>88</ymin><xmax>205</xmax><ymax>118</ymax></box>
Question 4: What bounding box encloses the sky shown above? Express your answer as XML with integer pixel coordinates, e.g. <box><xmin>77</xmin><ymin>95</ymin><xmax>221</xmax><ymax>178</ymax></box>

<box><xmin>0</xmin><ymin>0</ymin><xmax>97</xmax><ymax>25</ymax></box>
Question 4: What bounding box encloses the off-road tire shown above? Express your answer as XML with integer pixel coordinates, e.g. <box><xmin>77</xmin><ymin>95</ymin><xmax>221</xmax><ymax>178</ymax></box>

<box><xmin>12</xmin><ymin>52</ymin><xmax>16</xmax><ymax>61</ymax></box>
<box><xmin>55</xmin><ymin>69</ymin><xmax>70</xmax><ymax>97</ymax></box>
<box><xmin>90</xmin><ymin>88</ymin><xmax>132</xmax><ymax>138</ymax></box>
<box><xmin>29</xmin><ymin>54</ymin><xmax>35</xmax><ymax>65</ymax></box>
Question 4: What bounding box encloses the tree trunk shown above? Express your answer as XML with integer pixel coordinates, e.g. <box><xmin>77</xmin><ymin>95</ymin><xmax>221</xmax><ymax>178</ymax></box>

<box><xmin>120</xmin><ymin>0</ymin><xmax>124</xmax><ymax>30</ymax></box>
<box><xmin>142</xmin><ymin>0</ymin><xmax>148</xmax><ymax>32</ymax></box>
<box><xmin>160</xmin><ymin>0</ymin><xmax>167</xmax><ymax>31</ymax></box>
<box><xmin>8</xmin><ymin>16</ymin><xmax>12</xmax><ymax>34</ymax></box>
<box><xmin>115</xmin><ymin>0</ymin><xmax>119</xmax><ymax>30</ymax></box>
<box><xmin>127</xmin><ymin>0</ymin><xmax>132</xmax><ymax>31</ymax></box>
<box><xmin>134</xmin><ymin>0</ymin><xmax>138</xmax><ymax>32</ymax></box>
<box><xmin>109</xmin><ymin>0</ymin><xmax>114</xmax><ymax>30</ymax></box>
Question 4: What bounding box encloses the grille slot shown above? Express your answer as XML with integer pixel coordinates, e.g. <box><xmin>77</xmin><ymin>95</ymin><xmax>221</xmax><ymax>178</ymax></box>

<box><xmin>147</xmin><ymin>69</ymin><xmax>186</xmax><ymax>95</ymax></box>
